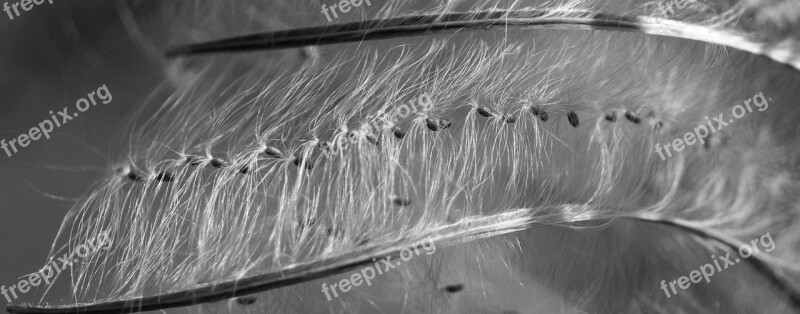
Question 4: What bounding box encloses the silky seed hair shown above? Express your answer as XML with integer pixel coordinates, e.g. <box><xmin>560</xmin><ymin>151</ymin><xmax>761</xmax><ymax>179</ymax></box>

<box><xmin>9</xmin><ymin>0</ymin><xmax>800</xmax><ymax>313</ymax></box>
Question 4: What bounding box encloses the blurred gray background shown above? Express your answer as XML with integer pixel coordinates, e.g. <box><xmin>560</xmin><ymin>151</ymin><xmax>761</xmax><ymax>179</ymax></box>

<box><xmin>0</xmin><ymin>0</ymin><xmax>161</xmax><ymax>306</ymax></box>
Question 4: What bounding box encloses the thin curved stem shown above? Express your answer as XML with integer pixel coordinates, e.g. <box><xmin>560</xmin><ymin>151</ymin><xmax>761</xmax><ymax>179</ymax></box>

<box><xmin>9</xmin><ymin>206</ymin><xmax>800</xmax><ymax>313</ymax></box>
<box><xmin>164</xmin><ymin>9</ymin><xmax>800</xmax><ymax>72</ymax></box>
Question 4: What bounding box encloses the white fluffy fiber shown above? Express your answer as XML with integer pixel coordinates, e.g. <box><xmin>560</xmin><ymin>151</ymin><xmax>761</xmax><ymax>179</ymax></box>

<box><xmin>12</xmin><ymin>0</ymin><xmax>800</xmax><ymax>313</ymax></box>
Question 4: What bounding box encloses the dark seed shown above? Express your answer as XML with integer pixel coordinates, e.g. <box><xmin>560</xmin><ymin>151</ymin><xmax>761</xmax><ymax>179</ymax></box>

<box><xmin>504</xmin><ymin>116</ymin><xmax>516</xmax><ymax>123</ymax></box>
<box><xmin>531</xmin><ymin>106</ymin><xmax>549</xmax><ymax>121</ymax></box>
<box><xmin>185</xmin><ymin>155</ymin><xmax>203</xmax><ymax>166</ymax></box>
<box><xmin>624</xmin><ymin>111</ymin><xmax>641</xmax><ymax>124</ymax></box>
<box><xmin>567</xmin><ymin>111</ymin><xmax>579</xmax><ymax>127</ymax></box>
<box><xmin>235</xmin><ymin>296</ymin><xmax>257</xmax><ymax>305</ymax></box>
<box><xmin>426</xmin><ymin>118</ymin><xmax>440</xmax><ymax>131</ymax></box>
<box><xmin>238</xmin><ymin>166</ymin><xmax>249</xmax><ymax>174</ymax></box>
<box><xmin>127</xmin><ymin>171</ymin><xmax>145</xmax><ymax>182</ymax></box>
<box><xmin>392</xmin><ymin>126</ymin><xmax>406</xmax><ymax>139</ymax></box>
<box><xmin>264</xmin><ymin>146</ymin><xmax>283</xmax><ymax>158</ymax></box>
<box><xmin>210</xmin><ymin>158</ymin><xmax>227</xmax><ymax>168</ymax></box>
<box><xmin>293</xmin><ymin>156</ymin><xmax>313</xmax><ymax>170</ymax></box>
<box><xmin>392</xmin><ymin>197</ymin><xmax>412</xmax><ymax>206</ymax></box>
<box><xmin>539</xmin><ymin>111</ymin><xmax>549</xmax><ymax>122</ymax></box>
<box><xmin>444</xmin><ymin>284</ymin><xmax>464</xmax><ymax>293</ymax></box>
<box><xmin>605</xmin><ymin>112</ymin><xmax>616</xmax><ymax>122</ymax></box>
<box><xmin>476</xmin><ymin>107</ymin><xmax>494</xmax><ymax>117</ymax></box>
<box><xmin>155</xmin><ymin>172</ymin><xmax>173</xmax><ymax>182</ymax></box>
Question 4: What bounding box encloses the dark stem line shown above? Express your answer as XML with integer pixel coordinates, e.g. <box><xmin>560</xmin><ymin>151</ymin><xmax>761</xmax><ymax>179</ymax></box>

<box><xmin>6</xmin><ymin>209</ymin><xmax>534</xmax><ymax>314</ymax></box>
<box><xmin>165</xmin><ymin>10</ymin><xmax>641</xmax><ymax>56</ymax></box>
<box><xmin>630</xmin><ymin>216</ymin><xmax>800</xmax><ymax>309</ymax></box>
<box><xmin>9</xmin><ymin>207</ymin><xmax>800</xmax><ymax>313</ymax></box>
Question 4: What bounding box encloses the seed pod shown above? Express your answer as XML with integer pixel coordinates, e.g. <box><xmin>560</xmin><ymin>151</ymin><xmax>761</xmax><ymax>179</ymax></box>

<box><xmin>504</xmin><ymin>116</ymin><xmax>516</xmax><ymax>123</ymax></box>
<box><xmin>605</xmin><ymin>112</ymin><xmax>616</xmax><ymax>122</ymax></box>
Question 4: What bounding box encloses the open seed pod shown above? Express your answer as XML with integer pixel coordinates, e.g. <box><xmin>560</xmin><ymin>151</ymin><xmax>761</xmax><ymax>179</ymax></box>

<box><xmin>6</xmin><ymin>0</ymin><xmax>800</xmax><ymax>313</ymax></box>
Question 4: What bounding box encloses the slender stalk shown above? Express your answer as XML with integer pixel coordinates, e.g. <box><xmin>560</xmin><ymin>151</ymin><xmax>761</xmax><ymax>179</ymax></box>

<box><xmin>165</xmin><ymin>10</ymin><xmax>640</xmax><ymax>56</ymax></box>
<box><xmin>164</xmin><ymin>9</ymin><xmax>800</xmax><ymax>72</ymax></box>
<box><xmin>10</xmin><ymin>206</ymin><xmax>800</xmax><ymax>313</ymax></box>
